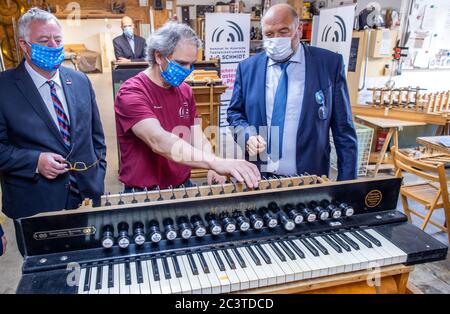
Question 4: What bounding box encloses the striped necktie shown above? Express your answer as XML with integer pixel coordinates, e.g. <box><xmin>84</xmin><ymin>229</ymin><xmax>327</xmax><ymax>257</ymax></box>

<box><xmin>46</xmin><ymin>80</ymin><xmax>79</xmax><ymax>194</ymax></box>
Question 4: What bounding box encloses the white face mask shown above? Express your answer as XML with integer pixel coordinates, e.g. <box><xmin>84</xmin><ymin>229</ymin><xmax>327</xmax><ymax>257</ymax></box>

<box><xmin>263</xmin><ymin>37</ymin><xmax>294</xmax><ymax>62</ymax></box>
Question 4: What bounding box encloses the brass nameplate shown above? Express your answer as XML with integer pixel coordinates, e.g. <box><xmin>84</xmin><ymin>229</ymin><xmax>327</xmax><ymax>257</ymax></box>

<box><xmin>365</xmin><ymin>190</ymin><xmax>383</xmax><ymax>208</ymax></box>
<box><xmin>33</xmin><ymin>227</ymin><xmax>96</xmax><ymax>240</ymax></box>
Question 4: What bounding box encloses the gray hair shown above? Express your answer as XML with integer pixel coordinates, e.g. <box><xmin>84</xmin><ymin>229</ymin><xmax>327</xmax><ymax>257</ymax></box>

<box><xmin>146</xmin><ymin>22</ymin><xmax>202</xmax><ymax>65</ymax></box>
<box><xmin>18</xmin><ymin>7</ymin><xmax>61</xmax><ymax>41</ymax></box>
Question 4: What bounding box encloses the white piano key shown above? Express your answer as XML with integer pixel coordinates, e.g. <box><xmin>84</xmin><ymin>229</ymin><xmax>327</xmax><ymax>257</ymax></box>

<box><xmin>110</xmin><ymin>264</ymin><xmax>120</xmax><ymax>294</ymax></box>
<box><xmin>89</xmin><ymin>266</ymin><xmax>99</xmax><ymax>294</ymax></box>
<box><xmin>293</xmin><ymin>240</ymin><xmax>328</xmax><ymax>277</ymax></box>
<box><xmin>256</xmin><ymin>244</ymin><xmax>286</xmax><ymax>285</ymax></box>
<box><xmin>99</xmin><ymin>265</ymin><xmax>109</xmax><ymax>294</ymax></box>
<box><xmin>345</xmin><ymin>233</ymin><xmax>387</xmax><ymax>268</ymax></box>
<box><xmin>326</xmin><ymin>236</ymin><xmax>362</xmax><ymax>272</ymax></box>
<box><xmin>145</xmin><ymin>260</ymin><xmax>161</xmax><ymax>294</ymax></box>
<box><xmin>218</xmin><ymin>250</ymin><xmax>247</xmax><ymax>291</ymax></box>
<box><xmin>191</xmin><ymin>253</ymin><xmax>216</xmax><ymax>294</ymax></box>
<box><xmin>248</xmin><ymin>245</ymin><xmax>279</xmax><ymax>286</ymax></box>
<box><xmin>366</xmin><ymin>229</ymin><xmax>408</xmax><ymax>264</ymax></box>
<box><xmin>178</xmin><ymin>255</ymin><xmax>201</xmax><ymax>294</ymax></box>
<box><xmin>285</xmin><ymin>241</ymin><xmax>313</xmax><ymax>280</ymax></box>
<box><xmin>77</xmin><ymin>268</ymin><xmax>87</xmax><ymax>294</ymax></box>
<box><xmin>306</xmin><ymin>238</ymin><xmax>340</xmax><ymax>276</ymax></box>
<box><xmin>156</xmin><ymin>258</ymin><xmax>172</xmax><ymax>294</ymax></box>
<box><xmin>231</xmin><ymin>249</ymin><xmax>259</xmax><ymax>289</ymax></box>
<box><xmin>262</xmin><ymin>243</ymin><xmax>295</xmax><ymax>283</ymax></box>
<box><xmin>273</xmin><ymin>242</ymin><xmax>304</xmax><ymax>281</ymax></box>
<box><xmin>314</xmin><ymin>237</ymin><xmax>346</xmax><ymax>274</ymax></box>
<box><xmin>129</xmin><ymin>262</ymin><xmax>141</xmax><ymax>294</ymax></box>
<box><xmin>237</xmin><ymin>247</ymin><xmax>269</xmax><ymax>288</ymax></box>
<box><xmin>138</xmin><ymin>260</ymin><xmax>151</xmax><ymax>294</ymax></box>
<box><xmin>166</xmin><ymin>257</ymin><xmax>183</xmax><ymax>294</ymax></box>
<box><xmin>118</xmin><ymin>263</ymin><xmax>130</xmax><ymax>294</ymax></box>
<box><xmin>340</xmin><ymin>239</ymin><xmax>370</xmax><ymax>271</ymax></box>
<box><xmin>204</xmin><ymin>251</ymin><xmax>231</xmax><ymax>293</ymax></box>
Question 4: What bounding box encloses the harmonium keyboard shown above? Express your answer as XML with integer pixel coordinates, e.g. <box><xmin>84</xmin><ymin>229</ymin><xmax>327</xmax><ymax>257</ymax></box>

<box><xmin>16</xmin><ymin>175</ymin><xmax>448</xmax><ymax>294</ymax></box>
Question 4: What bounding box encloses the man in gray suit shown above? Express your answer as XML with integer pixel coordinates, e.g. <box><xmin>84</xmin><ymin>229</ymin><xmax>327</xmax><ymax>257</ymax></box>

<box><xmin>0</xmin><ymin>8</ymin><xmax>107</xmax><ymax>221</ymax></box>
<box><xmin>113</xmin><ymin>16</ymin><xmax>147</xmax><ymax>62</ymax></box>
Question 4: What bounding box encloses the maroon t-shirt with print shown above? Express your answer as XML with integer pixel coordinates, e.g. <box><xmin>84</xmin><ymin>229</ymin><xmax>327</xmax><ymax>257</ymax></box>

<box><xmin>115</xmin><ymin>71</ymin><xmax>197</xmax><ymax>188</ymax></box>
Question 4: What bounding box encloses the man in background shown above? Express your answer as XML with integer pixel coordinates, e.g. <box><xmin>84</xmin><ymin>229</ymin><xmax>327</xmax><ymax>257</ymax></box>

<box><xmin>113</xmin><ymin>16</ymin><xmax>147</xmax><ymax>62</ymax></box>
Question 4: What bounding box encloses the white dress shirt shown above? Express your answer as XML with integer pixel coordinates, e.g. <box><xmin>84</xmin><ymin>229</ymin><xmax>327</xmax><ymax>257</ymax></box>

<box><xmin>127</xmin><ymin>36</ymin><xmax>135</xmax><ymax>55</ymax></box>
<box><xmin>263</xmin><ymin>44</ymin><xmax>306</xmax><ymax>176</ymax></box>
<box><xmin>24</xmin><ymin>60</ymin><xmax>70</xmax><ymax>128</ymax></box>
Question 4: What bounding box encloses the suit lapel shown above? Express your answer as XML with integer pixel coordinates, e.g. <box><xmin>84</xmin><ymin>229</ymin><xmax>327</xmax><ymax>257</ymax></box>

<box><xmin>123</xmin><ymin>34</ymin><xmax>135</xmax><ymax>58</ymax></box>
<box><xmin>59</xmin><ymin>68</ymin><xmax>77</xmax><ymax>146</ymax></box>
<box><xmin>256</xmin><ymin>53</ymin><xmax>268</xmax><ymax>125</ymax></box>
<box><xmin>298</xmin><ymin>44</ymin><xmax>317</xmax><ymax>129</ymax></box>
<box><xmin>14</xmin><ymin>62</ymin><xmax>67</xmax><ymax>149</ymax></box>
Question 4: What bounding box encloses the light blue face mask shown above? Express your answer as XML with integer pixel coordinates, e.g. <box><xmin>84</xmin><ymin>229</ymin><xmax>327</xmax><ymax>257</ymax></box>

<box><xmin>27</xmin><ymin>42</ymin><xmax>64</xmax><ymax>72</ymax></box>
<box><xmin>123</xmin><ymin>26</ymin><xmax>134</xmax><ymax>39</ymax></box>
<box><xmin>160</xmin><ymin>58</ymin><xmax>194</xmax><ymax>87</ymax></box>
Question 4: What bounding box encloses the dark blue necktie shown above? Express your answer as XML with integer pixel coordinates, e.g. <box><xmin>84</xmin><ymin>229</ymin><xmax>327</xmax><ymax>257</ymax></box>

<box><xmin>268</xmin><ymin>61</ymin><xmax>291</xmax><ymax>159</ymax></box>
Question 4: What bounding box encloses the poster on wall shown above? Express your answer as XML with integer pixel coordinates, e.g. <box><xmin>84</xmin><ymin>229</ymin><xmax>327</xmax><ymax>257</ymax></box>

<box><xmin>312</xmin><ymin>5</ymin><xmax>356</xmax><ymax>67</ymax></box>
<box><xmin>204</xmin><ymin>13</ymin><xmax>250</xmax><ymax>127</ymax></box>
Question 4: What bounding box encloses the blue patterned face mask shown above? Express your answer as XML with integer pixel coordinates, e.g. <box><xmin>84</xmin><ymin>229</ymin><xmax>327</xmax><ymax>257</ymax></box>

<box><xmin>27</xmin><ymin>42</ymin><xmax>64</xmax><ymax>72</ymax></box>
<box><xmin>159</xmin><ymin>58</ymin><xmax>193</xmax><ymax>87</ymax></box>
<box><xmin>123</xmin><ymin>26</ymin><xmax>134</xmax><ymax>39</ymax></box>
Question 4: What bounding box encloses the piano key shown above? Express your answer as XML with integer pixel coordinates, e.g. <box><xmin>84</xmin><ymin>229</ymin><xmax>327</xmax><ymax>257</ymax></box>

<box><xmin>145</xmin><ymin>260</ymin><xmax>161</xmax><ymax>294</ymax></box>
<box><xmin>191</xmin><ymin>253</ymin><xmax>218</xmax><ymax>293</ymax></box>
<box><xmin>138</xmin><ymin>260</ymin><xmax>151</xmax><ymax>294</ymax></box>
<box><xmin>255</xmin><ymin>244</ymin><xmax>271</xmax><ymax>264</ymax></box>
<box><xmin>287</xmin><ymin>240</ymin><xmax>305</xmax><ymax>258</ymax></box>
<box><xmin>271</xmin><ymin>242</ymin><xmax>303</xmax><ymax>281</ymax></box>
<box><xmin>156</xmin><ymin>258</ymin><xmax>172</xmax><ymax>294</ymax></box>
<box><xmin>151</xmin><ymin>258</ymin><xmax>160</xmax><ymax>281</ymax></box>
<box><xmin>314</xmin><ymin>237</ymin><xmax>346</xmax><ymax>274</ymax></box>
<box><xmin>88</xmin><ymin>266</ymin><xmax>98</xmax><ymax>294</ymax></box>
<box><xmin>246</xmin><ymin>245</ymin><xmax>278</xmax><ymax>286</ymax></box>
<box><xmin>299</xmin><ymin>238</ymin><xmax>319</xmax><ymax>257</ymax></box>
<box><xmin>309</xmin><ymin>237</ymin><xmax>329</xmax><ymax>255</ymax></box>
<box><xmin>222</xmin><ymin>249</ymin><xmax>236</xmax><ymax>269</ymax></box>
<box><xmin>365</xmin><ymin>229</ymin><xmax>407</xmax><ymax>264</ymax></box>
<box><xmin>119</xmin><ymin>263</ymin><xmax>130</xmax><ymax>294</ymax></box>
<box><xmin>111</xmin><ymin>264</ymin><xmax>120</xmax><ymax>294</ymax></box>
<box><xmin>166</xmin><ymin>256</ymin><xmax>183</xmax><ymax>294</ymax></box>
<box><xmin>217</xmin><ymin>250</ymin><xmax>241</xmax><ymax>291</ymax></box>
<box><xmin>172</xmin><ymin>256</ymin><xmax>183</xmax><ymax>278</ymax></box>
<box><xmin>136</xmin><ymin>260</ymin><xmax>144</xmax><ymax>284</ymax></box>
<box><xmin>231</xmin><ymin>247</ymin><xmax>246</xmax><ymax>268</ymax></box>
<box><xmin>329</xmin><ymin>233</ymin><xmax>351</xmax><ymax>252</ymax></box>
<box><xmin>260</xmin><ymin>244</ymin><xmax>289</xmax><ymax>284</ymax></box>
<box><xmin>350</xmin><ymin>231</ymin><xmax>373</xmax><ymax>248</ymax></box>
<box><xmin>95</xmin><ymin>265</ymin><xmax>102</xmax><ymax>291</ymax></box>
<box><xmin>77</xmin><ymin>267</ymin><xmax>87</xmax><ymax>294</ymax></box>
<box><xmin>129</xmin><ymin>261</ymin><xmax>141</xmax><ymax>294</ymax></box>
<box><xmin>345</xmin><ymin>232</ymin><xmax>387</xmax><ymax>267</ymax></box>
<box><xmin>277</xmin><ymin>241</ymin><xmax>296</xmax><ymax>260</ymax></box>
<box><xmin>162</xmin><ymin>257</ymin><xmax>172</xmax><ymax>280</ymax></box>
<box><xmin>212</xmin><ymin>250</ymin><xmax>226</xmax><ymax>271</ymax></box>
<box><xmin>321</xmin><ymin>235</ymin><xmax>342</xmax><ymax>253</ymax></box>
<box><xmin>245</xmin><ymin>246</ymin><xmax>261</xmax><ymax>265</ymax></box>
<box><xmin>293</xmin><ymin>239</ymin><xmax>328</xmax><ymax>277</ymax></box>
<box><xmin>268</xmin><ymin>242</ymin><xmax>286</xmax><ymax>262</ymax></box>
<box><xmin>187</xmin><ymin>253</ymin><xmax>199</xmax><ymax>275</ymax></box>
<box><xmin>83</xmin><ymin>266</ymin><xmax>91</xmax><ymax>292</ymax></box>
<box><xmin>197</xmin><ymin>252</ymin><xmax>210</xmax><ymax>274</ymax></box>
<box><xmin>108</xmin><ymin>263</ymin><xmax>114</xmax><ymax>289</ymax></box>
<box><xmin>179</xmin><ymin>255</ymin><xmax>202</xmax><ymax>293</ymax></box>
<box><xmin>238</xmin><ymin>247</ymin><xmax>272</xmax><ymax>287</ymax></box>
<box><xmin>338</xmin><ymin>233</ymin><xmax>360</xmax><ymax>250</ymax></box>
<box><xmin>99</xmin><ymin>265</ymin><xmax>109</xmax><ymax>294</ymax></box>
<box><xmin>358</xmin><ymin>229</ymin><xmax>382</xmax><ymax>247</ymax></box>
<box><xmin>224</xmin><ymin>249</ymin><xmax>251</xmax><ymax>291</ymax></box>
<box><xmin>124</xmin><ymin>261</ymin><xmax>132</xmax><ymax>286</ymax></box>
<box><xmin>205</xmin><ymin>251</ymin><xmax>231</xmax><ymax>293</ymax></box>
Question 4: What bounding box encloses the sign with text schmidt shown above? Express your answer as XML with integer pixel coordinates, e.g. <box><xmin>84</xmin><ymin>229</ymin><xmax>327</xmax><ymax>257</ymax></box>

<box><xmin>205</xmin><ymin>13</ymin><xmax>250</xmax><ymax>126</ymax></box>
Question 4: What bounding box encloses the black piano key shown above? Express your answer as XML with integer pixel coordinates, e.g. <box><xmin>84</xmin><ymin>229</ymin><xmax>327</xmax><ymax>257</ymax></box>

<box><xmin>232</xmin><ymin>247</ymin><xmax>246</xmax><ymax>268</ymax></box>
<box><xmin>277</xmin><ymin>241</ymin><xmax>296</xmax><ymax>260</ymax></box>
<box><xmin>329</xmin><ymin>233</ymin><xmax>351</xmax><ymax>252</ymax></box>
<box><xmin>108</xmin><ymin>263</ymin><xmax>114</xmax><ymax>288</ymax></box>
<box><xmin>212</xmin><ymin>250</ymin><xmax>226</xmax><ymax>271</ymax></box>
<box><xmin>358</xmin><ymin>229</ymin><xmax>382</xmax><ymax>247</ymax></box>
<box><xmin>246</xmin><ymin>246</ymin><xmax>261</xmax><ymax>266</ymax></box>
<box><xmin>95</xmin><ymin>265</ymin><xmax>102</xmax><ymax>290</ymax></box>
<box><xmin>187</xmin><ymin>253</ymin><xmax>199</xmax><ymax>275</ymax></box>
<box><xmin>222</xmin><ymin>249</ymin><xmax>236</xmax><ymax>269</ymax></box>
<box><xmin>350</xmin><ymin>231</ymin><xmax>373</xmax><ymax>248</ymax></box>
<box><xmin>309</xmin><ymin>237</ymin><xmax>329</xmax><ymax>255</ymax></box>
<box><xmin>125</xmin><ymin>261</ymin><xmax>132</xmax><ymax>285</ymax></box>
<box><xmin>172</xmin><ymin>256</ymin><xmax>182</xmax><ymax>278</ymax></box>
<box><xmin>162</xmin><ymin>257</ymin><xmax>172</xmax><ymax>279</ymax></box>
<box><xmin>322</xmin><ymin>235</ymin><xmax>342</xmax><ymax>253</ymax></box>
<box><xmin>255</xmin><ymin>244</ymin><xmax>272</xmax><ymax>264</ymax></box>
<box><xmin>269</xmin><ymin>242</ymin><xmax>286</xmax><ymax>262</ymax></box>
<box><xmin>151</xmin><ymin>259</ymin><xmax>160</xmax><ymax>281</ymax></box>
<box><xmin>300</xmin><ymin>238</ymin><xmax>319</xmax><ymax>256</ymax></box>
<box><xmin>287</xmin><ymin>240</ymin><xmax>305</xmax><ymax>259</ymax></box>
<box><xmin>83</xmin><ymin>266</ymin><xmax>91</xmax><ymax>292</ymax></box>
<box><xmin>136</xmin><ymin>260</ymin><xmax>144</xmax><ymax>284</ymax></box>
<box><xmin>197</xmin><ymin>252</ymin><xmax>210</xmax><ymax>274</ymax></box>
<box><xmin>338</xmin><ymin>233</ymin><xmax>360</xmax><ymax>250</ymax></box>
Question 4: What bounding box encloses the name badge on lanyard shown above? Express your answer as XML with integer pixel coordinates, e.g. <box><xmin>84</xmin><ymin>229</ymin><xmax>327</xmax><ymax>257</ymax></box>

<box><xmin>315</xmin><ymin>90</ymin><xmax>327</xmax><ymax>120</ymax></box>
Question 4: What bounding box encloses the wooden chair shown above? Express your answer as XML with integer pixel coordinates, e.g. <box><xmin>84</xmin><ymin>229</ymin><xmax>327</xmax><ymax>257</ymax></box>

<box><xmin>392</xmin><ymin>147</ymin><xmax>450</xmax><ymax>243</ymax></box>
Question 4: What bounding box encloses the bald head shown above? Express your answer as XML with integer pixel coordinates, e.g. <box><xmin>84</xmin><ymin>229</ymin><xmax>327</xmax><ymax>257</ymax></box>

<box><xmin>121</xmin><ymin>16</ymin><xmax>134</xmax><ymax>29</ymax></box>
<box><xmin>261</xmin><ymin>4</ymin><xmax>302</xmax><ymax>49</ymax></box>
<box><xmin>262</xmin><ymin>3</ymin><xmax>299</xmax><ymax>29</ymax></box>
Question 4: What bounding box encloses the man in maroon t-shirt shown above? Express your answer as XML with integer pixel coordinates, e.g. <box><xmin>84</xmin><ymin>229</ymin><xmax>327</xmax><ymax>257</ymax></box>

<box><xmin>115</xmin><ymin>22</ymin><xmax>260</xmax><ymax>190</ymax></box>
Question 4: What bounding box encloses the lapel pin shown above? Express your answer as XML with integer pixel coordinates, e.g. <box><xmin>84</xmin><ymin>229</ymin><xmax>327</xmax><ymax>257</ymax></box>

<box><xmin>65</xmin><ymin>79</ymin><xmax>72</xmax><ymax>85</ymax></box>
<box><xmin>315</xmin><ymin>90</ymin><xmax>324</xmax><ymax>105</ymax></box>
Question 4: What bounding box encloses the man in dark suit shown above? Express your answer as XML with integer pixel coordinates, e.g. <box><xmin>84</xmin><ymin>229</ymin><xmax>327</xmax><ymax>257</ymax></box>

<box><xmin>113</xmin><ymin>16</ymin><xmax>147</xmax><ymax>62</ymax></box>
<box><xmin>0</xmin><ymin>8</ymin><xmax>107</xmax><ymax>221</ymax></box>
<box><xmin>227</xmin><ymin>4</ymin><xmax>357</xmax><ymax>181</ymax></box>
<box><xmin>0</xmin><ymin>223</ymin><xmax>5</xmax><ymax>256</ymax></box>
